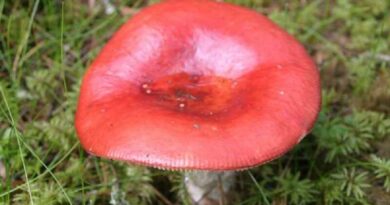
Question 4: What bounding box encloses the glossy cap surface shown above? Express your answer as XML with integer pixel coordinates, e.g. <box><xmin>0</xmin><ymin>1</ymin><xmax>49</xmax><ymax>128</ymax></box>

<box><xmin>75</xmin><ymin>0</ymin><xmax>321</xmax><ymax>170</ymax></box>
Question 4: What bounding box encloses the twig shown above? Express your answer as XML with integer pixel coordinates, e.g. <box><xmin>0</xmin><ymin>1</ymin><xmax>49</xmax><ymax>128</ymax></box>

<box><xmin>0</xmin><ymin>160</ymin><xmax>5</xmax><ymax>180</ymax></box>
<box><xmin>217</xmin><ymin>174</ymin><xmax>225</xmax><ymax>205</ymax></box>
<box><xmin>361</xmin><ymin>52</ymin><xmax>390</xmax><ymax>62</ymax></box>
<box><xmin>150</xmin><ymin>185</ymin><xmax>175</xmax><ymax>205</ymax></box>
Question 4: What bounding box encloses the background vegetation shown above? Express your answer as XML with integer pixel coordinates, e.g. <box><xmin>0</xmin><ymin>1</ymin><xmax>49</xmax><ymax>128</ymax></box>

<box><xmin>1</xmin><ymin>0</ymin><xmax>389</xmax><ymax>204</ymax></box>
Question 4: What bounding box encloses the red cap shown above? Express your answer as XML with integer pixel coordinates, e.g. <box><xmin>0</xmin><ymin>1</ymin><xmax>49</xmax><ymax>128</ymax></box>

<box><xmin>75</xmin><ymin>0</ymin><xmax>321</xmax><ymax>170</ymax></box>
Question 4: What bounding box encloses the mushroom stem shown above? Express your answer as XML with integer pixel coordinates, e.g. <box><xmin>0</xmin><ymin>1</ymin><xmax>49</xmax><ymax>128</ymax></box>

<box><xmin>184</xmin><ymin>171</ymin><xmax>236</xmax><ymax>205</ymax></box>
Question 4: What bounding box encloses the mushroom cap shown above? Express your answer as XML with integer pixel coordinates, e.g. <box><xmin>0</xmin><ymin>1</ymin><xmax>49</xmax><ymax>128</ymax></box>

<box><xmin>75</xmin><ymin>0</ymin><xmax>321</xmax><ymax>170</ymax></box>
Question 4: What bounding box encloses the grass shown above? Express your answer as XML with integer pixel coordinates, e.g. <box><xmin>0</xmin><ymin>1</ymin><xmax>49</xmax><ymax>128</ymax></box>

<box><xmin>1</xmin><ymin>0</ymin><xmax>390</xmax><ymax>204</ymax></box>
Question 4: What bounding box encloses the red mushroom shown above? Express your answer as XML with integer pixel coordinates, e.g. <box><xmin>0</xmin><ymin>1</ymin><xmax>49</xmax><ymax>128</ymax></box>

<box><xmin>75</xmin><ymin>0</ymin><xmax>321</xmax><ymax>204</ymax></box>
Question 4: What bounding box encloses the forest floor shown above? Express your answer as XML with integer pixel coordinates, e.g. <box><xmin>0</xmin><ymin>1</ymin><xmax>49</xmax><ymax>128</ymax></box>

<box><xmin>1</xmin><ymin>0</ymin><xmax>390</xmax><ymax>204</ymax></box>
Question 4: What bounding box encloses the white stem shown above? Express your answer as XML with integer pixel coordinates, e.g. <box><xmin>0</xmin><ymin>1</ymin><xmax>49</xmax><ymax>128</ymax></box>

<box><xmin>184</xmin><ymin>171</ymin><xmax>236</xmax><ymax>205</ymax></box>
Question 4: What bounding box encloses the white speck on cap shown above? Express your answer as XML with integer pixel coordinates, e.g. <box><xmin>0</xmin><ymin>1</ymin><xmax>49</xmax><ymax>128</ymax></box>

<box><xmin>179</xmin><ymin>103</ymin><xmax>186</xmax><ymax>108</ymax></box>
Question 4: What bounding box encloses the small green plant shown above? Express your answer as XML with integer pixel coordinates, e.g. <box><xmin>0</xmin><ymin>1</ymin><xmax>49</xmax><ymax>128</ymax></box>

<box><xmin>370</xmin><ymin>155</ymin><xmax>390</xmax><ymax>192</ymax></box>
<box><xmin>274</xmin><ymin>171</ymin><xmax>318</xmax><ymax>204</ymax></box>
